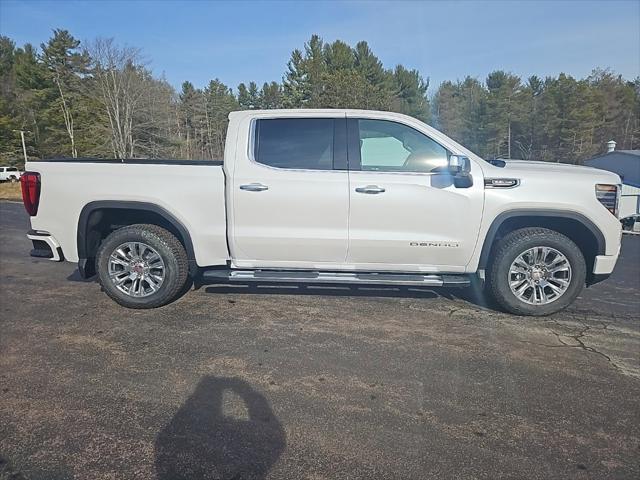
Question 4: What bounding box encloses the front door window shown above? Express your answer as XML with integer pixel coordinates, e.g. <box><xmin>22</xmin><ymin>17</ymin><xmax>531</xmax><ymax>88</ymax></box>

<box><xmin>357</xmin><ymin>119</ymin><xmax>449</xmax><ymax>173</ymax></box>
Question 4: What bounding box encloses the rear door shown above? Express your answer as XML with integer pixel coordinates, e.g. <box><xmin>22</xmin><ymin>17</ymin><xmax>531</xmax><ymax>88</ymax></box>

<box><xmin>345</xmin><ymin>117</ymin><xmax>485</xmax><ymax>272</ymax></box>
<box><xmin>230</xmin><ymin>114</ymin><xmax>350</xmax><ymax>269</ymax></box>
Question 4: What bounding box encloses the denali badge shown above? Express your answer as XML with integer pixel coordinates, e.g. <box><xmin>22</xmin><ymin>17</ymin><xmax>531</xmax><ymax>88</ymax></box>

<box><xmin>410</xmin><ymin>241</ymin><xmax>460</xmax><ymax>248</ymax></box>
<box><xmin>484</xmin><ymin>178</ymin><xmax>520</xmax><ymax>188</ymax></box>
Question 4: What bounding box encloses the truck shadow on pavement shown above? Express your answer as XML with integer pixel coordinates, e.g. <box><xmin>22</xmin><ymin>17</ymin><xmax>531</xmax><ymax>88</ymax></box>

<box><xmin>155</xmin><ymin>376</ymin><xmax>286</xmax><ymax>480</ymax></box>
<box><xmin>202</xmin><ymin>281</ymin><xmax>492</xmax><ymax>309</ymax></box>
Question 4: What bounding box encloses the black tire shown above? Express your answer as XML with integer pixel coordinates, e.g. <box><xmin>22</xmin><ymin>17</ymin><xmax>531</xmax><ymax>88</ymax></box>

<box><xmin>486</xmin><ymin>227</ymin><xmax>586</xmax><ymax>316</ymax></box>
<box><xmin>9</xmin><ymin>176</ymin><xmax>18</xmax><ymax>183</ymax></box>
<box><xmin>96</xmin><ymin>224</ymin><xmax>189</xmax><ymax>309</ymax></box>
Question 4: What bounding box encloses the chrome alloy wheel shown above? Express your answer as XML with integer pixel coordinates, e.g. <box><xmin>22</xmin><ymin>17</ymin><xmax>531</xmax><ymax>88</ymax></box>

<box><xmin>107</xmin><ymin>242</ymin><xmax>165</xmax><ymax>298</ymax></box>
<box><xmin>508</xmin><ymin>246</ymin><xmax>572</xmax><ymax>305</ymax></box>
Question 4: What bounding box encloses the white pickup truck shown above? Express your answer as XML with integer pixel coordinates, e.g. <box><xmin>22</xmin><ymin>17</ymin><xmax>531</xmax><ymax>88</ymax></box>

<box><xmin>21</xmin><ymin>109</ymin><xmax>622</xmax><ymax>315</ymax></box>
<box><xmin>0</xmin><ymin>166</ymin><xmax>22</xmax><ymax>182</ymax></box>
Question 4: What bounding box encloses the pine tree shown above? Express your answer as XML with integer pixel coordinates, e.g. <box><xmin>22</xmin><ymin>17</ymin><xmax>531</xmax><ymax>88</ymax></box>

<box><xmin>282</xmin><ymin>49</ymin><xmax>307</xmax><ymax>108</ymax></box>
<box><xmin>515</xmin><ymin>75</ymin><xmax>543</xmax><ymax>159</ymax></box>
<box><xmin>179</xmin><ymin>80</ymin><xmax>197</xmax><ymax>157</ymax></box>
<box><xmin>484</xmin><ymin>71</ymin><xmax>522</xmax><ymax>158</ymax></box>
<box><xmin>433</xmin><ymin>77</ymin><xmax>487</xmax><ymax>156</ymax></box>
<box><xmin>391</xmin><ymin>65</ymin><xmax>430</xmax><ymax>122</ymax></box>
<box><xmin>304</xmin><ymin>35</ymin><xmax>326</xmax><ymax>107</ymax></box>
<box><xmin>40</xmin><ymin>29</ymin><xmax>89</xmax><ymax>157</ymax></box>
<box><xmin>259</xmin><ymin>82</ymin><xmax>283</xmax><ymax>109</ymax></box>
<box><xmin>238</xmin><ymin>81</ymin><xmax>260</xmax><ymax>109</ymax></box>
<box><xmin>353</xmin><ymin>41</ymin><xmax>394</xmax><ymax>110</ymax></box>
<box><xmin>0</xmin><ymin>36</ymin><xmax>20</xmax><ymax>163</ymax></box>
<box><xmin>204</xmin><ymin>79</ymin><xmax>238</xmax><ymax>158</ymax></box>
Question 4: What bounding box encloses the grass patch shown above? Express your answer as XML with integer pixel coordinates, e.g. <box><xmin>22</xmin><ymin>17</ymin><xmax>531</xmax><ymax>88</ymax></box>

<box><xmin>0</xmin><ymin>181</ymin><xmax>22</xmax><ymax>201</ymax></box>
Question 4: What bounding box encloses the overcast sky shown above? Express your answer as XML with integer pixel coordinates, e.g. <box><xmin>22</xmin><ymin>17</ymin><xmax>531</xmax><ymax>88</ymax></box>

<box><xmin>1</xmin><ymin>0</ymin><xmax>638</xmax><ymax>93</ymax></box>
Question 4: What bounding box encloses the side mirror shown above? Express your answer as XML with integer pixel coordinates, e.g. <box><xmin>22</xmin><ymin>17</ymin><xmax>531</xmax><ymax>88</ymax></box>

<box><xmin>448</xmin><ymin>155</ymin><xmax>473</xmax><ymax>188</ymax></box>
<box><xmin>448</xmin><ymin>155</ymin><xmax>470</xmax><ymax>174</ymax></box>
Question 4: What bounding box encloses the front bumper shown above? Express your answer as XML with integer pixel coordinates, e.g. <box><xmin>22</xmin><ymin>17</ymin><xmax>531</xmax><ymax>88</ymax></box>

<box><xmin>27</xmin><ymin>230</ymin><xmax>64</xmax><ymax>261</ymax></box>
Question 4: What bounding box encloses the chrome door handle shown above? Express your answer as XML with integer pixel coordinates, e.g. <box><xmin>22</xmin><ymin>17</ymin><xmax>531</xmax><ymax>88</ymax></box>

<box><xmin>240</xmin><ymin>183</ymin><xmax>269</xmax><ymax>192</ymax></box>
<box><xmin>355</xmin><ymin>185</ymin><xmax>385</xmax><ymax>194</ymax></box>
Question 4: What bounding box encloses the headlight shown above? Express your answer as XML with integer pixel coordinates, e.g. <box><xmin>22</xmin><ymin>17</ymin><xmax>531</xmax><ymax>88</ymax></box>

<box><xmin>595</xmin><ymin>184</ymin><xmax>620</xmax><ymax>217</ymax></box>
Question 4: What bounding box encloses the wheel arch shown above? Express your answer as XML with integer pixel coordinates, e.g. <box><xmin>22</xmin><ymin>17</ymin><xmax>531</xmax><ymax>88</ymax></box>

<box><xmin>478</xmin><ymin>210</ymin><xmax>606</xmax><ymax>280</ymax></box>
<box><xmin>77</xmin><ymin>201</ymin><xmax>196</xmax><ymax>278</ymax></box>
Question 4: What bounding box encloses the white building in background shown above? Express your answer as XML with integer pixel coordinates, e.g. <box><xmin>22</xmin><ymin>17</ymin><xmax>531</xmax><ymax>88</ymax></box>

<box><xmin>584</xmin><ymin>141</ymin><xmax>640</xmax><ymax>220</ymax></box>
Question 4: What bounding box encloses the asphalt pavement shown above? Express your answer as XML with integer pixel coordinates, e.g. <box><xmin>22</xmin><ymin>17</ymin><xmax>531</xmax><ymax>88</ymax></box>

<box><xmin>0</xmin><ymin>201</ymin><xmax>638</xmax><ymax>480</ymax></box>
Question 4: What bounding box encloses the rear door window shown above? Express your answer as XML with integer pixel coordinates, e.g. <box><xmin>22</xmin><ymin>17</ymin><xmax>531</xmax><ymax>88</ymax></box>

<box><xmin>254</xmin><ymin>118</ymin><xmax>335</xmax><ymax>170</ymax></box>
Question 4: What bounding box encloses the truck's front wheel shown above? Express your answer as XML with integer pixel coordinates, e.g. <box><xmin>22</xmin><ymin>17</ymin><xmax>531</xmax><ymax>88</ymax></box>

<box><xmin>96</xmin><ymin>224</ymin><xmax>189</xmax><ymax>309</ymax></box>
<box><xmin>486</xmin><ymin>227</ymin><xmax>586</xmax><ymax>316</ymax></box>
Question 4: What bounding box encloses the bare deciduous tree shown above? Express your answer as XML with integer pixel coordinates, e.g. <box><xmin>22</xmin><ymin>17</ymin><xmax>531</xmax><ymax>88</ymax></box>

<box><xmin>87</xmin><ymin>38</ymin><xmax>150</xmax><ymax>158</ymax></box>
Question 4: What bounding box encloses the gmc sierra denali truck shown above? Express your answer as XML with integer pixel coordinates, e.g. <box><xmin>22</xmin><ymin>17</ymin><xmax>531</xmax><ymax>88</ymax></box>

<box><xmin>20</xmin><ymin>109</ymin><xmax>622</xmax><ymax>315</ymax></box>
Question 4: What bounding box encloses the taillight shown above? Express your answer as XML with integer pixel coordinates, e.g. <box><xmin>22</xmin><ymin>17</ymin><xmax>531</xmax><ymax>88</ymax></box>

<box><xmin>20</xmin><ymin>172</ymin><xmax>41</xmax><ymax>216</ymax></box>
<box><xmin>595</xmin><ymin>184</ymin><xmax>620</xmax><ymax>217</ymax></box>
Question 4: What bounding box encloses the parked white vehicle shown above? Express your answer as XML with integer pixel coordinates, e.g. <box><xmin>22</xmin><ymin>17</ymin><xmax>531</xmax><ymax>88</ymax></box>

<box><xmin>20</xmin><ymin>109</ymin><xmax>622</xmax><ymax>315</ymax></box>
<box><xmin>0</xmin><ymin>166</ymin><xmax>22</xmax><ymax>182</ymax></box>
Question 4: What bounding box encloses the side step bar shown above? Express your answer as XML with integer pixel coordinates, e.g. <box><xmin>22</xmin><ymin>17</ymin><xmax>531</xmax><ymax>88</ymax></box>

<box><xmin>202</xmin><ymin>269</ymin><xmax>471</xmax><ymax>288</ymax></box>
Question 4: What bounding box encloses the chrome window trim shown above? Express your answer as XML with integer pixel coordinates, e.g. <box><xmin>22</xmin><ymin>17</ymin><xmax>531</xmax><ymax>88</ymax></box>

<box><xmin>348</xmin><ymin>169</ymin><xmax>441</xmax><ymax>178</ymax></box>
<box><xmin>246</xmin><ymin>116</ymin><xmax>464</xmax><ymax>178</ymax></box>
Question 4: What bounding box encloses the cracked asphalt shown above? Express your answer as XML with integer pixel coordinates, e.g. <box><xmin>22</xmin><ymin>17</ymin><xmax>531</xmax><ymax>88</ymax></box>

<box><xmin>0</xmin><ymin>201</ymin><xmax>639</xmax><ymax>480</ymax></box>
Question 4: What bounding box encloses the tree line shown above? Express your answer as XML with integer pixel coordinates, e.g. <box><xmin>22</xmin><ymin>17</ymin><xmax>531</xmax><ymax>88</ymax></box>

<box><xmin>434</xmin><ymin>70</ymin><xmax>639</xmax><ymax>162</ymax></box>
<box><xmin>1</xmin><ymin>30</ymin><xmax>638</xmax><ymax>166</ymax></box>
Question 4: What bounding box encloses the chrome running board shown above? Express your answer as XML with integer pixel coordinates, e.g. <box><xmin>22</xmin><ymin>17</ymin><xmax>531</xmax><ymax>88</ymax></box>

<box><xmin>202</xmin><ymin>269</ymin><xmax>470</xmax><ymax>288</ymax></box>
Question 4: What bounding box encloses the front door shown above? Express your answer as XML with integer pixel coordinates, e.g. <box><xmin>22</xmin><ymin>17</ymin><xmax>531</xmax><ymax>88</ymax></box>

<box><xmin>231</xmin><ymin>115</ymin><xmax>350</xmax><ymax>269</ymax></box>
<box><xmin>346</xmin><ymin>117</ymin><xmax>484</xmax><ymax>272</ymax></box>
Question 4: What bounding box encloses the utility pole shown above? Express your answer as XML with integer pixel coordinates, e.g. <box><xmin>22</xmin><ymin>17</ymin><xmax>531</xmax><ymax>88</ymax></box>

<box><xmin>13</xmin><ymin>130</ymin><xmax>30</xmax><ymax>164</ymax></box>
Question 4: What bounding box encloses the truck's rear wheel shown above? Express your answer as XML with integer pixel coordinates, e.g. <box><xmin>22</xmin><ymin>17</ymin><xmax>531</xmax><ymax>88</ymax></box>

<box><xmin>486</xmin><ymin>227</ymin><xmax>586</xmax><ymax>316</ymax></box>
<box><xmin>96</xmin><ymin>224</ymin><xmax>189</xmax><ymax>309</ymax></box>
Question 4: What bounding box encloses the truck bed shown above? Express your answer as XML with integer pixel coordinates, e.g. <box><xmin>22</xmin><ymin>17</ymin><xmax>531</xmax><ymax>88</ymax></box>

<box><xmin>28</xmin><ymin>159</ymin><xmax>229</xmax><ymax>267</ymax></box>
